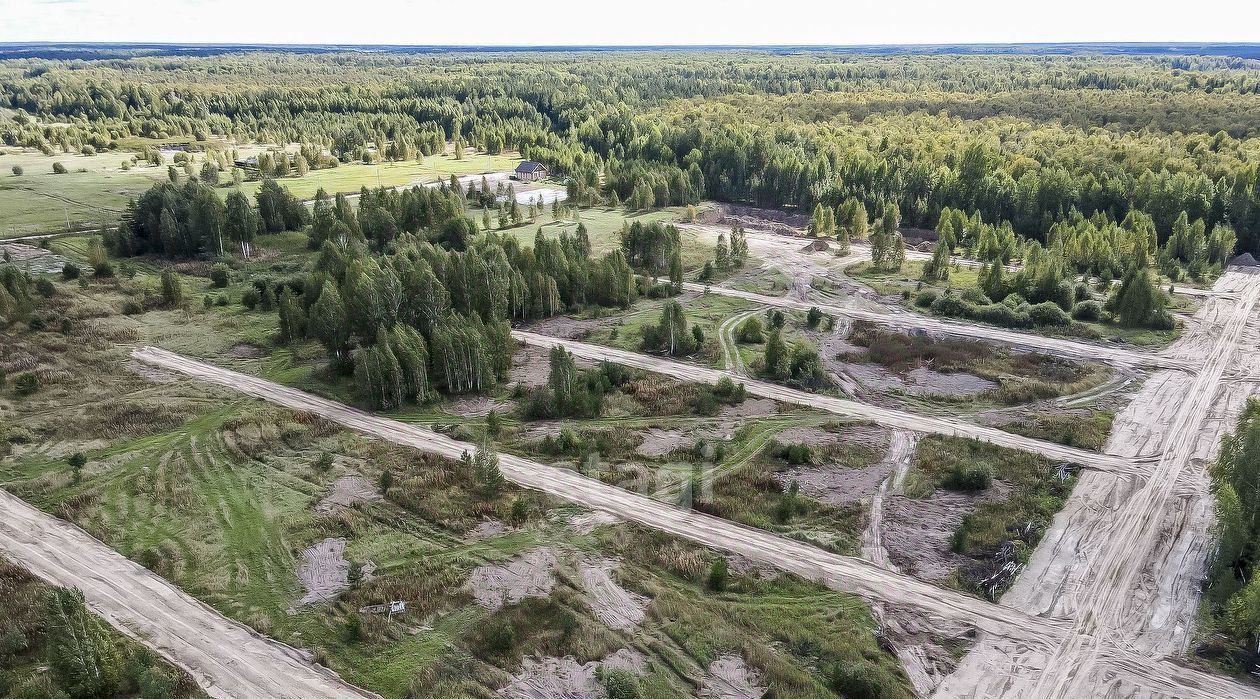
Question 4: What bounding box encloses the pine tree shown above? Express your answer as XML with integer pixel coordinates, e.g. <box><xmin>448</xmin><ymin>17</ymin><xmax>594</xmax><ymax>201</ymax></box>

<box><xmin>715</xmin><ymin>234</ymin><xmax>731</xmax><ymax>272</ymax></box>
<box><xmin>46</xmin><ymin>587</ymin><xmax>120</xmax><ymax>698</ymax></box>
<box><xmin>922</xmin><ymin>242</ymin><xmax>951</xmax><ymax>282</ymax></box>
<box><xmin>763</xmin><ymin>328</ymin><xmax>789</xmax><ymax>380</ymax></box>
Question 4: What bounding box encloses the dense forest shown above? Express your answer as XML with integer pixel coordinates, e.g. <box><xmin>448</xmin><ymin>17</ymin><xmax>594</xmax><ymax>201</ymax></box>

<box><xmin>2</xmin><ymin>51</ymin><xmax>1259</xmax><ymax>257</ymax></box>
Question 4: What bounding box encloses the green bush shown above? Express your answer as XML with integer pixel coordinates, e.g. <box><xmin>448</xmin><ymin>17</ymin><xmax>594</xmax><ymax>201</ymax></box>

<box><xmin>1028</xmin><ymin>301</ymin><xmax>1070</xmax><ymax>326</ymax></box>
<box><xmin>52</xmin><ymin>161</ymin><xmax>67</xmax><ymax>174</ymax></box>
<box><xmin>210</xmin><ymin>264</ymin><xmax>230</xmax><ymax>288</ymax></box>
<box><xmin>61</xmin><ymin>262</ymin><xmax>80</xmax><ymax>280</ymax></box>
<box><xmin>14</xmin><ymin>373</ymin><xmax>40</xmax><ymax>396</ymax></box>
<box><xmin>831</xmin><ymin>662</ymin><xmax>890</xmax><ymax>699</ymax></box>
<box><xmin>602</xmin><ymin>669</ymin><xmax>640</xmax><ymax>699</ymax></box>
<box><xmin>960</xmin><ymin>287</ymin><xmax>992</xmax><ymax>305</ymax></box>
<box><xmin>914</xmin><ymin>289</ymin><xmax>938</xmax><ymax>307</ymax></box>
<box><xmin>1070</xmin><ymin>300</ymin><xmax>1102</xmax><ymax>321</ymax></box>
<box><xmin>708</xmin><ymin>557</ymin><xmax>728</xmax><ymax>592</ymax></box>
<box><xmin>943</xmin><ymin>463</ymin><xmax>993</xmax><ymax>492</ymax></box>
<box><xmin>241</xmin><ymin>288</ymin><xmax>260</xmax><ymax>310</ymax></box>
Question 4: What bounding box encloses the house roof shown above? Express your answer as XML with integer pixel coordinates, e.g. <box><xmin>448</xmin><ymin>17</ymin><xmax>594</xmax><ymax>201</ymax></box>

<box><xmin>515</xmin><ymin>160</ymin><xmax>546</xmax><ymax>173</ymax></box>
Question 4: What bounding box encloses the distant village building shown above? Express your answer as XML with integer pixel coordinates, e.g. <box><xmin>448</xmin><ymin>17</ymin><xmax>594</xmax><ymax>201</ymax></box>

<box><xmin>514</xmin><ymin>160</ymin><xmax>547</xmax><ymax>182</ymax></box>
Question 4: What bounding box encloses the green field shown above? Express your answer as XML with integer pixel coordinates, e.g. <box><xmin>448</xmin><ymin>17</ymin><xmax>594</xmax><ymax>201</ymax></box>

<box><xmin>0</xmin><ymin>146</ymin><xmax>521</xmax><ymax>237</ymax></box>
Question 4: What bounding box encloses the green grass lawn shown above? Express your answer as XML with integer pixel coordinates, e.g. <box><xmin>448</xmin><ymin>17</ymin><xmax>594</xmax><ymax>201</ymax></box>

<box><xmin>0</xmin><ymin>146</ymin><xmax>520</xmax><ymax>236</ymax></box>
<box><xmin>233</xmin><ymin>151</ymin><xmax>521</xmax><ymax>201</ymax></box>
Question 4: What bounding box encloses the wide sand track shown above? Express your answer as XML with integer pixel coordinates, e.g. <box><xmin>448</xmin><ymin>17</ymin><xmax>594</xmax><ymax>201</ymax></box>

<box><xmin>0</xmin><ymin>490</ymin><xmax>380</xmax><ymax>699</ymax></box>
<box><xmin>934</xmin><ymin>269</ymin><xmax>1260</xmax><ymax>698</ymax></box>
<box><xmin>510</xmin><ymin>330</ymin><xmax>1152</xmax><ymax>478</ymax></box>
<box><xmin>128</xmin><ymin>346</ymin><xmax>1256</xmax><ymax>699</ymax></box>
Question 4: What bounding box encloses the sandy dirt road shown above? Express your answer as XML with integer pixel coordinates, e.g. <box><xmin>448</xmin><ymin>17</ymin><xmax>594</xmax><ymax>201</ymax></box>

<box><xmin>129</xmin><ymin>347</ymin><xmax>1257</xmax><ymax>699</ymax></box>
<box><xmin>680</xmin><ymin>281</ymin><xmax>1192</xmax><ymax>372</ymax></box>
<box><xmin>511</xmin><ymin>330</ymin><xmax>1151</xmax><ymax>478</ymax></box>
<box><xmin>934</xmin><ymin>269</ymin><xmax>1260</xmax><ymax>698</ymax></box>
<box><xmin>0</xmin><ymin>490</ymin><xmax>379</xmax><ymax>699</ymax></box>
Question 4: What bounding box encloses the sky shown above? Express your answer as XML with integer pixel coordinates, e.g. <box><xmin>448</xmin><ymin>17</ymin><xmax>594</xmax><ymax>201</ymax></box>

<box><xmin>1</xmin><ymin>0</ymin><xmax>1258</xmax><ymax>46</ymax></box>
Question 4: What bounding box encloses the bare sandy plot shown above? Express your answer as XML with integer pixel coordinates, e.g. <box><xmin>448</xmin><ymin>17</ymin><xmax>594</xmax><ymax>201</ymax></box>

<box><xmin>700</xmin><ymin>655</ymin><xmax>767</xmax><ymax>699</ymax></box>
<box><xmin>0</xmin><ymin>241</ymin><xmax>67</xmax><ymax>274</ymax></box>
<box><xmin>567</xmin><ymin>510</ymin><xmax>621</xmax><ymax>534</ymax></box>
<box><xmin>0</xmin><ymin>490</ymin><xmax>378</xmax><ymax>699</ymax></box>
<box><xmin>468</xmin><ymin>548</ymin><xmax>558</xmax><ymax>611</ymax></box>
<box><xmin>467</xmin><ymin>519</ymin><xmax>509</xmax><ymax>541</ymax></box>
<box><xmin>315</xmin><ymin>475</ymin><xmax>381</xmax><ymax>513</ymax></box>
<box><xmin>498</xmin><ymin>655</ymin><xmax>597</xmax><ymax>699</ymax></box>
<box><xmin>294</xmin><ymin>537</ymin><xmax>350</xmax><ymax>608</ymax></box>
<box><xmin>579</xmin><ymin>559</ymin><xmax>649</xmax><ymax>631</ymax></box>
<box><xmin>779</xmin><ymin>460</ymin><xmax>896</xmax><ymax>505</ymax></box>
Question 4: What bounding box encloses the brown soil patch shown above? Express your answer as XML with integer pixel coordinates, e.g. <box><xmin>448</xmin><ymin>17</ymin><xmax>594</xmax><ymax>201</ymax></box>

<box><xmin>226</xmin><ymin>343</ymin><xmax>264</xmax><ymax>359</ymax></box>
<box><xmin>567</xmin><ymin>511</ymin><xmax>621</xmax><ymax>534</ymax></box>
<box><xmin>0</xmin><ymin>241</ymin><xmax>67</xmax><ymax>274</ymax></box>
<box><xmin>882</xmin><ymin>484</ymin><xmax>1010</xmax><ymax>583</ymax></box>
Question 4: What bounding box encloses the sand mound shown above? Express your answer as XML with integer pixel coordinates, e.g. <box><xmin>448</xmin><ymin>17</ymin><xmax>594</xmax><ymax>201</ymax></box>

<box><xmin>700</xmin><ymin>655</ymin><xmax>766</xmax><ymax>699</ymax></box>
<box><xmin>579</xmin><ymin>559</ymin><xmax>649</xmax><ymax>630</ymax></box>
<box><xmin>294</xmin><ymin>537</ymin><xmax>350</xmax><ymax>608</ymax></box>
<box><xmin>316</xmin><ymin>475</ymin><xmax>381</xmax><ymax>513</ymax></box>
<box><xmin>467</xmin><ymin>548</ymin><xmax>557</xmax><ymax>610</ymax></box>
<box><xmin>498</xmin><ymin>655</ymin><xmax>597</xmax><ymax>699</ymax></box>
<box><xmin>567</xmin><ymin>511</ymin><xmax>621</xmax><ymax>534</ymax></box>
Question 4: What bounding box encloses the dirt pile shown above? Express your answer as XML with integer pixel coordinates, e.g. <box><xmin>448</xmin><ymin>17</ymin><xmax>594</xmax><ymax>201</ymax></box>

<box><xmin>700</xmin><ymin>655</ymin><xmax>766</xmax><ymax>699</ymax></box>
<box><xmin>316</xmin><ymin>475</ymin><xmax>381</xmax><ymax>513</ymax></box>
<box><xmin>467</xmin><ymin>548</ymin><xmax>557</xmax><ymax>610</ymax></box>
<box><xmin>579</xmin><ymin>559</ymin><xmax>649</xmax><ymax>630</ymax></box>
<box><xmin>498</xmin><ymin>655</ymin><xmax>598</xmax><ymax>699</ymax></box>
<box><xmin>294</xmin><ymin>537</ymin><xmax>350</xmax><ymax>608</ymax></box>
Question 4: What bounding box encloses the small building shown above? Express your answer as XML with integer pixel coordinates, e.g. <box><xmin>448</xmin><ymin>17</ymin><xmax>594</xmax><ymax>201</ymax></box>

<box><xmin>514</xmin><ymin>160</ymin><xmax>548</xmax><ymax>182</ymax></box>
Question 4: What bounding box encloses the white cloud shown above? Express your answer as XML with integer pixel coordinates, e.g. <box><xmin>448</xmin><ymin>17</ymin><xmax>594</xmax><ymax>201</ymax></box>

<box><xmin>0</xmin><ymin>0</ymin><xmax>1257</xmax><ymax>45</ymax></box>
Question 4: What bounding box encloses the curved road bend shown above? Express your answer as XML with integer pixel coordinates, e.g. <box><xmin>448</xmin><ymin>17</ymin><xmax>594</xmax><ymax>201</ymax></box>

<box><xmin>680</xmin><ymin>281</ymin><xmax>1192</xmax><ymax>372</ymax></box>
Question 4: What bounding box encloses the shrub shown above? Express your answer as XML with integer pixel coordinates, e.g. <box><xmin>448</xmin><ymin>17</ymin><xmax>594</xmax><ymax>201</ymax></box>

<box><xmin>779</xmin><ymin>443</ymin><xmax>813</xmax><ymax>465</ymax></box>
<box><xmin>1027</xmin><ymin>301</ymin><xmax>1071</xmax><ymax>326</ymax></box>
<box><xmin>1070</xmin><ymin>300</ymin><xmax>1102</xmax><ymax>322</ymax></box>
<box><xmin>138</xmin><ymin>667</ymin><xmax>176</xmax><ymax>699</ymax></box>
<box><xmin>960</xmin><ymin>287</ymin><xmax>992</xmax><ymax>305</ymax></box>
<box><xmin>241</xmin><ymin>288</ymin><xmax>260</xmax><ymax>310</ymax></box>
<box><xmin>735</xmin><ymin>316</ymin><xmax>764</xmax><ymax>343</ymax></box>
<box><xmin>122</xmin><ymin>301</ymin><xmax>143</xmax><ymax>315</ymax></box>
<box><xmin>35</xmin><ymin>277</ymin><xmax>56</xmax><ymax>297</ymax></box>
<box><xmin>943</xmin><ymin>463</ymin><xmax>993</xmax><ymax>492</ymax></box>
<box><xmin>603</xmin><ymin>670</ymin><xmax>640</xmax><ymax>699</ymax></box>
<box><xmin>708</xmin><ymin>557</ymin><xmax>728</xmax><ymax>592</ymax></box>
<box><xmin>10</xmin><ymin>165</ymin><xmax>22</xmax><ymax>176</ymax></box>
<box><xmin>61</xmin><ymin>261</ymin><xmax>80</xmax><ymax>280</ymax></box>
<box><xmin>974</xmin><ymin>303</ymin><xmax>1032</xmax><ymax>329</ymax></box>
<box><xmin>52</xmin><ymin>161</ymin><xmax>67</xmax><ymax>174</ymax></box>
<box><xmin>92</xmin><ymin>260</ymin><xmax>115</xmax><ymax>278</ymax></box>
<box><xmin>831</xmin><ymin>662</ymin><xmax>890</xmax><ymax>699</ymax></box>
<box><xmin>914</xmin><ymin>289</ymin><xmax>939</xmax><ymax>308</ymax></box>
<box><xmin>210</xmin><ymin>264</ymin><xmax>230</xmax><ymax>288</ymax></box>
<box><xmin>215</xmin><ymin>294</ymin><xmax>229</xmax><ymax>307</ymax></box>
<box><xmin>14</xmin><ymin>373</ymin><xmax>40</xmax><ymax>396</ymax></box>
<box><xmin>929</xmin><ymin>293</ymin><xmax>972</xmax><ymax>319</ymax></box>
